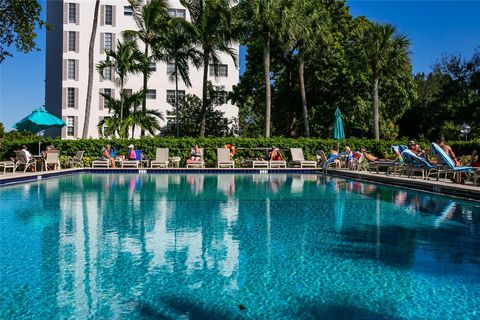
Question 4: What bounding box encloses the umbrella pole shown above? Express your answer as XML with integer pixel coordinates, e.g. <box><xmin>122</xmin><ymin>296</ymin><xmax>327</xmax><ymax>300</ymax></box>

<box><xmin>38</xmin><ymin>141</ymin><xmax>42</xmax><ymax>156</ymax></box>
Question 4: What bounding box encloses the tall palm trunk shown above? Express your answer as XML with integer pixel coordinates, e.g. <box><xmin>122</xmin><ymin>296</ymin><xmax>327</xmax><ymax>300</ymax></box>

<box><xmin>82</xmin><ymin>0</ymin><xmax>101</xmax><ymax>138</ymax></box>
<box><xmin>199</xmin><ymin>52</ymin><xmax>209</xmax><ymax>137</ymax></box>
<box><xmin>372</xmin><ymin>77</ymin><xmax>380</xmax><ymax>140</ymax></box>
<box><xmin>298</xmin><ymin>55</ymin><xmax>310</xmax><ymax>138</ymax></box>
<box><xmin>141</xmin><ymin>43</ymin><xmax>149</xmax><ymax>137</ymax></box>
<box><xmin>175</xmin><ymin>62</ymin><xmax>180</xmax><ymax>137</ymax></box>
<box><xmin>264</xmin><ymin>38</ymin><xmax>271</xmax><ymax>138</ymax></box>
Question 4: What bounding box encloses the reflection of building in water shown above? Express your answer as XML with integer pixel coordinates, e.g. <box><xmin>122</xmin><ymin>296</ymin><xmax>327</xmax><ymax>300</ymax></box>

<box><xmin>53</xmin><ymin>175</ymin><xmax>240</xmax><ymax>316</ymax></box>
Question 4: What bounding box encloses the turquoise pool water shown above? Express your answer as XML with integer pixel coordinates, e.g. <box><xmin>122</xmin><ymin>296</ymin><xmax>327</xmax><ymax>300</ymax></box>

<box><xmin>1</xmin><ymin>173</ymin><xmax>479</xmax><ymax>319</ymax></box>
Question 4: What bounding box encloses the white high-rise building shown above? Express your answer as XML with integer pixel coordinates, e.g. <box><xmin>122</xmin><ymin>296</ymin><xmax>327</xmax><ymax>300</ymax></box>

<box><xmin>45</xmin><ymin>0</ymin><xmax>239</xmax><ymax>139</ymax></box>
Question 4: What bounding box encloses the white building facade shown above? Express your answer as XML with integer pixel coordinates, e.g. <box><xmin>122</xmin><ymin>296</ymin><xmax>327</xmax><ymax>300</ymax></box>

<box><xmin>45</xmin><ymin>0</ymin><xmax>239</xmax><ymax>139</ymax></box>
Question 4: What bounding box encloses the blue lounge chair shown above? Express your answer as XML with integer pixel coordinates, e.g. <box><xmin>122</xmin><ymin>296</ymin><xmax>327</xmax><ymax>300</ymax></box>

<box><xmin>431</xmin><ymin>143</ymin><xmax>474</xmax><ymax>181</ymax></box>
<box><xmin>401</xmin><ymin>150</ymin><xmax>444</xmax><ymax>180</ymax></box>
<box><xmin>368</xmin><ymin>145</ymin><xmax>404</xmax><ymax>174</ymax></box>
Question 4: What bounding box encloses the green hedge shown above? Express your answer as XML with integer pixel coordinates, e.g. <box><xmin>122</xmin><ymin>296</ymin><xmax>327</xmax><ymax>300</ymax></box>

<box><xmin>1</xmin><ymin>137</ymin><xmax>478</xmax><ymax>167</ymax></box>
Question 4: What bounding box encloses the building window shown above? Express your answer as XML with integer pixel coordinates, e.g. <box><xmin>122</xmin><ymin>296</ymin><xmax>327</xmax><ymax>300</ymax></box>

<box><xmin>103</xmin><ymin>88</ymin><xmax>112</xmax><ymax>109</ymax></box>
<box><xmin>101</xmin><ymin>116</ymin><xmax>110</xmax><ymax>136</ymax></box>
<box><xmin>147</xmin><ymin>89</ymin><xmax>156</xmax><ymax>99</ymax></box>
<box><xmin>124</xmin><ymin>6</ymin><xmax>133</xmax><ymax>16</ymax></box>
<box><xmin>67</xmin><ymin>88</ymin><xmax>75</xmax><ymax>108</ymax></box>
<box><xmin>105</xmin><ymin>5</ymin><xmax>113</xmax><ymax>25</ymax></box>
<box><xmin>68</xmin><ymin>32</ymin><xmax>76</xmax><ymax>51</ymax></box>
<box><xmin>68</xmin><ymin>3</ymin><xmax>77</xmax><ymax>24</ymax></box>
<box><xmin>104</xmin><ymin>33</ymin><xmax>113</xmax><ymax>51</ymax></box>
<box><xmin>67</xmin><ymin>59</ymin><xmax>76</xmax><ymax>80</ymax></box>
<box><xmin>167</xmin><ymin>62</ymin><xmax>175</xmax><ymax>76</ymax></box>
<box><xmin>209</xmin><ymin>64</ymin><xmax>228</xmax><ymax>77</ymax></box>
<box><xmin>123</xmin><ymin>88</ymin><xmax>132</xmax><ymax>97</ymax></box>
<box><xmin>168</xmin><ymin>8</ymin><xmax>186</xmax><ymax>18</ymax></box>
<box><xmin>166</xmin><ymin>90</ymin><xmax>185</xmax><ymax>104</ymax></box>
<box><xmin>103</xmin><ymin>66</ymin><xmax>112</xmax><ymax>81</ymax></box>
<box><xmin>148</xmin><ymin>62</ymin><xmax>156</xmax><ymax>72</ymax></box>
<box><xmin>215</xmin><ymin>90</ymin><xmax>228</xmax><ymax>104</ymax></box>
<box><xmin>66</xmin><ymin>116</ymin><xmax>75</xmax><ymax>136</ymax></box>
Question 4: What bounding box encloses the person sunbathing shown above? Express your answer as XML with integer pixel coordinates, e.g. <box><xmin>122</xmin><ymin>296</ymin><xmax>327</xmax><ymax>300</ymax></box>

<box><xmin>269</xmin><ymin>147</ymin><xmax>283</xmax><ymax>161</ymax></box>
<box><xmin>328</xmin><ymin>146</ymin><xmax>341</xmax><ymax>168</ymax></box>
<box><xmin>102</xmin><ymin>144</ymin><xmax>116</xmax><ymax>168</ymax></box>
<box><xmin>190</xmin><ymin>145</ymin><xmax>202</xmax><ymax>161</ymax></box>
<box><xmin>360</xmin><ymin>148</ymin><xmax>390</xmax><ymax>162</ymax></box>
<box><xmin>437</xmin><ymin>137</ymin><xmax>460</xmax><ymax>166</ymax></box>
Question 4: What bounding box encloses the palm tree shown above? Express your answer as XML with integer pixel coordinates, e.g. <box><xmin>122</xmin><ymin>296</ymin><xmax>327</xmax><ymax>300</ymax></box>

<box><xmin>281</xmin><ymin>0</ymin><xmax>329</xmax><ymax>138</ymax></box>
<box><xmin>180</xmin><ymin>0</ymin><xmax>239</xmax><ymax>137</ymax></box>
<box><xmin>82</xmin><ymin>0</ymin><xmax>101</xmax><ymax>138</ymax></box>
<box><xmin>355</xmin><ymin>22</ymin><xmax>411</xmax><ymax>140</ymax></box>
<box><xmin>98</xmin><ymin>90</ymin><xmax>163</xmax><ymax>138</ymax></box>
<box><xmin>125</xmin><ymin>0</ymin><xmax>169</xmax><ymax>137</ymax></box>
<box><xmin>239</xmin><ymin>0</ymin><xmax>279</xmax><ymax>138</ymax></box>
<box><xmin>96</xmin><ymin>40</ymin><xmax>145</xmax><ymax>120</ymax></box>
<box><xmin>153</xmin><ymin>18</ymin><xmax>201</xmax><ymax>137</ymax></box>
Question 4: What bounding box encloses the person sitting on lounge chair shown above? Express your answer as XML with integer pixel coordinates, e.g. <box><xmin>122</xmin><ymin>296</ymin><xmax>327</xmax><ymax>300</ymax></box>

<box><xmin>102</xmin><ymin>144</ymin><xmax>116</xmax><ymax>168</ymax></box>
<box><xmin>408</xmin><ymin>140</ymin><xmax>426</xmax><ymax>159</ymax></box>
<box><xmin>190</xmin><ymin>145</ymin><xmax>202</xmax><ymax>161</ymax></box>
<box><xmin>21</xmin><ymin>145</ymin><xmax>33</xmax><ymax>163</ymax></box>
<box><xmin>436</xmin><ymin>137</ymin><xmax>460</xmax><ymax>166</ymax></box>
<box><xmin>269</xmin><ymin>146</ymin><xmax>283</xmax><ymax>161</ymax></box>
<box><xmin>126</xmin><ymin>144</ymin><xmax>137</xmax><ymax>160</ymax></box>
<box><xmin>470</xmin><ymin>144</ymin><xmax>480</xmax><ymax>167</ymax></box>
<box><xmin>344</xmin><ymin>146</ymin><xmax>354</xmax><ymax>168</ymax></box>
<box><xmin>328</xmin><ymin>146</ymin><xmax>341</xmax><ymax>168</ymax></box>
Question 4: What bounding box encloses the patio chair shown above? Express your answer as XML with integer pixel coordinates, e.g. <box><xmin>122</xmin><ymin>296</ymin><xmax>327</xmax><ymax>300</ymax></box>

<box><xmin>290</xmin><ymin>148</ymin><xmax>317</xmax><ymax>168</ymax></box>
<box><xmin>431</xmin><ymin>142</ymin><xmax>474</xmax><ymax>182</ymax></box>
<box><xmin>66</xmin><ymin>151</ymin><xmax>85</xmax><ymax>168</ymax></box>
<box><xmin>217</xmin><ymin>148</ymin><xmax>235</xmax><ymax>168</ymax></box>
<box><xmin>44</xmin><ymin>150</ymin><xmax>61</xmax><ymax>171</ymax></box>
<box><xmin>0</xmin><ymin>161</ymin><xmax>16</xmax><ymax>174</ymax></box>
<box><xmin>368</xmin><ymin>146</ymin><xmax>404</xmax><ymax>175</ymax></box>
<box><xmin>14</xmin><ymin>150</ymin><xmax>36</xmax><ymax>172</ymax></box>
<box><xmin>122</xmin><ymin>150</ymin><xmax>141</xmax><ymax>168</ymax></box>
<box><xmin>186</xmin><ymin>148</ymin><xmax>205</xmax><ymax>168</ymax></box>
<box><xmin>401</xmin><ymin>150</ymin><xmax>444</xmax><ymax>180</ymax></box>
<box><xmin>150</xmin><ymin>148</ymin><xmax>169</xmax><ymax>168</ymax></box>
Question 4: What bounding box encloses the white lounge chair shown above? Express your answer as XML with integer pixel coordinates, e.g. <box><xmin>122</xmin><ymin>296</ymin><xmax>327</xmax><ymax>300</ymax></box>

<box><xmin>252</xmin><ymin>160</ymin><xmax>269</xmax><ymax>168</ymax></box>
<box><xmin>150</xmin><ymin>148</ymin><xmax>169</xmax><ymax>168</ymax></box>
<box><xmin>122</xmin><ymin>149</ymin><xmax>141</xmax><ymax>168</ymax></box>
<box><xmin>0</xmin><ymin>161</ymin><xmax>15</xmax><ymax>174</ymax></box>
<box><xmin>290</xmin><ymin>148</ymin><xmax>317</xmax><ymax>168</ymax></box>
<box><xmin>44</xmin><ymin>151</ymin><xmax>61</xmax><ymax>171</ymax></box>
<box><xmin>269</xmin><ymin>160</ymin><xmax>286</xmax><ymax>168</ymax></box>
<box><xmin>67</xmin><ymin>151</ymin><xmax>85</xmax><ymax>168</ymax></box>
<box><xmin>14</xmin><ymin>150</ymin><xmax>36</xmax><ymax>172</ymax></box>
<box><xmin>92</xmin><ymin>160</ymin><xmax>110</xmax><ymax>168</ymax></box>
<box><xmin>186</xmin><ymin>148</ymin><xmax>205</xmax><ymax>168</ymax></box>
<box><xmin>217</xmin><ymin>148</ymin><xmax>234</xmax><ymax>168</ymax></box>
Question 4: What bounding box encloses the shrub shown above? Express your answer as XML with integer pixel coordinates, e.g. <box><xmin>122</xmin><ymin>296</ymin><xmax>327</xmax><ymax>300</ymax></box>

<box><xmin>1</xmin><ymin>137</ymin><xmax>478</xmax><ymax>167</ymax></box>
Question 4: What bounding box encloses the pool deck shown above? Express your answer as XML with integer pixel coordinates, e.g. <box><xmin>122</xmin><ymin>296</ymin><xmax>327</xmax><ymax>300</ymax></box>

<box><xmin>1</xmin><ymin>167</ymin><xmax>479</xmax><ymax>201</ymax></box>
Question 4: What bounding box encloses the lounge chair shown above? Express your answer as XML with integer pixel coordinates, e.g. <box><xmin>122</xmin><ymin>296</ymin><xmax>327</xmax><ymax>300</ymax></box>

<box><xmin>431</xmin><ymin>142</ymin><xmax>474</xmax><ymax>182</ymax></box>
<box><xmin>368</xmin><ymin>146</ymin><xmax>404</xmax><ymax>174</ymax></box>
<box><xmin>122</xmin><ymin>150</ymin><xmax>141</xmax><ymax>168</ymax></box>
<box><xmin>290</xmin><ymin>148</ymin><xmax>317</xmax><ymax>168</ymax></box>
<box><xmin>150</xmin><ymin>148</ymin><xmax>169</xmax><ymax>168</ymax></box>
<box><xmin>401</xmin><ymin>150</ymin><xmax>444</xmax><ymax>180</ymax></box>
<box><xmin>44</xmin><ymin>150</ymin><xmax>61</xmax><ymax>171</ymax></box>
<box><xmin>0</xmin><ymin>161</ymin><xmax>16</xmax><ymax>174</ymax></box>
<box><xmin>252</xmin><ymin>159</ymin><xmax>269</xmax><ymax>168</ymax></box>
<box><xmin>66</xmin><ymin>151</ymin><xmax>85</xmax><ymax>168</ymax></box>
<box><xmin>92</xmin><ymin>160</ymin><xmax>110</xmax><ymax>168</ymax></box>
<box><xmin>14</xmin><ymin>150</ymin><xmax>36</xmax><ymax>172</ymax></box>
<box><xmin>217</xmin><ymin>148</ymin><xmax>234</xmax><ymax>168</ymax></box>
<box><xmin>269</xmin><ymin>160</ymin><xmax>286</xmax><ymax>168</ymax></box>
<box><xmin>186</xmin><ymin>148</ymin><xmax>205</xmax><ymax>168</ymax></box>
<box><xmin>321</xmin><ymin>151</ymin><xmax>348</xmax><ymax>170</ymax></box>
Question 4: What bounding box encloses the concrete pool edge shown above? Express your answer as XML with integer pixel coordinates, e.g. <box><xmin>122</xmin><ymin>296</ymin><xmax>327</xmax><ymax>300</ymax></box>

<box><xmin>1</xmin><ymin>167</ymin><xmax>479</xmax><ymax>201</ymax></box>
<box><xmin>327</xmin><ymin>169</ymin><xmax>480</xmax><ymax>202</ymax></box>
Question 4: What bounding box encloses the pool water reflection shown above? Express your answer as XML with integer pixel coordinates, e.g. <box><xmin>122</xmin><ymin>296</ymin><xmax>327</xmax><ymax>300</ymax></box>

<box><xmin>1</xmin><ymin>174</ymin><xmax>479</xmax><ymax>319</ymax></box>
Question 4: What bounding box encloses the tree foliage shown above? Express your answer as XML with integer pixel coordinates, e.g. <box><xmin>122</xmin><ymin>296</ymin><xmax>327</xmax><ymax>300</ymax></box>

<box><xmin>0</xmin><ymin>0</ymin><xmax>48</xmax><ymax>63</ymax></box>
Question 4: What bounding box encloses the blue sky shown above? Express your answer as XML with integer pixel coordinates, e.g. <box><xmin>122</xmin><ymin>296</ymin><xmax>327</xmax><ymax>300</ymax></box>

<box><xmin>1</xmin><ymin>0</ymin><xmax>479</xmax><ymax>130</ymax></box>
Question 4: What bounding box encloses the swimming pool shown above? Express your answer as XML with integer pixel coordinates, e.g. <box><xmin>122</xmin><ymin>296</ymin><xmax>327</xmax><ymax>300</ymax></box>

<box><xmin>1</xmin><ymin>173</ymin><xmax>479</xmax><ymax>319</ymax></box>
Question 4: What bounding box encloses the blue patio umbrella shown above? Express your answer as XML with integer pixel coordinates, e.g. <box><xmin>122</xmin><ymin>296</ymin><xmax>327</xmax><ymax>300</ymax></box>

<box><xmin>13</xmin><ymin>108</ymin><xmax>65</xmax><ymax>133</ymax></box>
<box><xmin>333</xmin><ymin>107</ymin><xmax>345</xmax><ymax>140</ymax></box>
